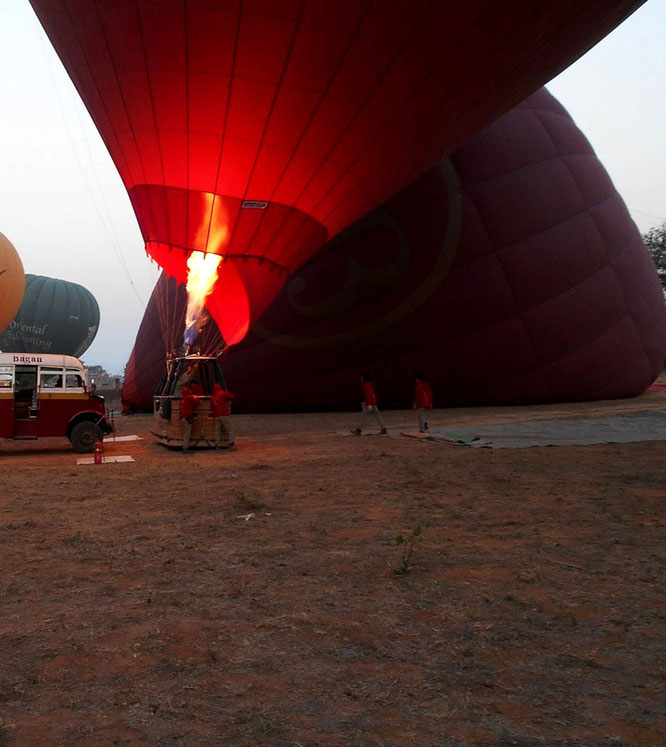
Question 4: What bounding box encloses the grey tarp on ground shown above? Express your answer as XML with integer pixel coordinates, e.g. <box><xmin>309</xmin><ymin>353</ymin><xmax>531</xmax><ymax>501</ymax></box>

<box><xmin>431</xmin><ymin>410</ymin><xmax>666</xmax><ymax>449</ymax></box>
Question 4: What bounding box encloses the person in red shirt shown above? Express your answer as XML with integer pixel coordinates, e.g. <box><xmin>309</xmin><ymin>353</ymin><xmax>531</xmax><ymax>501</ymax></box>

<box><xmin>413</xmin><ymin>372</ymin><xmax>434</xmax><ymax>433</ymax></box>
<box><xmin>211</xmin><ymin>382</ymin><xmax>236</xmax><ymax>450</ymax></box>
<box><xmin>179</xmin><ymin>385</ymin><xmax>199</xmax><ymax>453</ymax></box>
<box><xmin>351</xmin><ymin>373</ymin><xmax>387</xmax><ymax>436</ymax></box>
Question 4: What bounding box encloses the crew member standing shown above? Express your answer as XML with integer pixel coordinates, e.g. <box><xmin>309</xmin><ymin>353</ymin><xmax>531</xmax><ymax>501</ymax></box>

<box><xmin>351</xmin><ymin>373</ymin><xmax>388</xmax><ymax>436</ymax></box>
<box><xmin>180</xmin><ymin>385</ymin><xmax>199</xmax><ymax>453</ymax></box>
<box><xmin>211</xmin><ymin>382</ymin><xmax>236</xmax><ymax>450</ymax></box>
<box><xmin>413</xmin><ymin>372</ymin><xmax>434</xmax><ymax>433</ymax></box>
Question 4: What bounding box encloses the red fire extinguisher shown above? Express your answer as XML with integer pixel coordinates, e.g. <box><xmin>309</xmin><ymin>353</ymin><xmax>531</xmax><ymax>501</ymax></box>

<box><xmin>94</xmin><ymin>439</ymin><xmax>104</xmax><ymax>464</ymax></box>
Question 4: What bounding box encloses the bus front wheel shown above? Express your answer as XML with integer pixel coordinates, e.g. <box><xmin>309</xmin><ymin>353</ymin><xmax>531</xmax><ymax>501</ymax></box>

<box><xmin>70</xmin><ymin>421</ymin><xmax>102</xmax><ymax>453</ymax></box>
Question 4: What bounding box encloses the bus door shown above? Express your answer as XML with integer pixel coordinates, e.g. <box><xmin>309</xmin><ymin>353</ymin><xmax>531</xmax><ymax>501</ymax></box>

<box><xmin>13</xmin><ymin>365</ymin><xmax>38</xmax><ymax>438</ymax></box>
<box><xmin>0</xmin><ymin>365</ymin><xmax>14</xmax><ymax>438</ymax></box>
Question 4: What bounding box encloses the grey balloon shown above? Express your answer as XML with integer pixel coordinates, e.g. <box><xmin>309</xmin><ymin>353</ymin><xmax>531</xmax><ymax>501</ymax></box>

<box><xmin>0</xmin><ymin>274</ymin><xmax>100</xmax><ymax>357</ymax></box>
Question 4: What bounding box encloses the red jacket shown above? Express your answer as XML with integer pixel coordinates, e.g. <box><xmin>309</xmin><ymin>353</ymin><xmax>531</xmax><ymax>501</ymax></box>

<box><xmin>414</xmin><ymin>380</ymin><xmax>433</xmax><ymax>409</ymax></box>
<box><xmin>211</xmin><ymin>385</ymin><xmax>236</xmax><ymax>417</ymax></box>
<box><xmin>362</xmin><ymin>380</ymin><xmax>377</xmax><ymax>407</ymax></box>
<box><xmin>180</xmin><ymin>388</ymin><xmax>198</xmax><ymax>419</ymax></box>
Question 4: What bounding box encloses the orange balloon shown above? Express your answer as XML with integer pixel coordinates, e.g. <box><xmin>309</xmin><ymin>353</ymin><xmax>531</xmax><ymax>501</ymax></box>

<box><xmin>0</xmin><ymin>232</ymin><xmax>25</xmax><ymax>334</ymax></box>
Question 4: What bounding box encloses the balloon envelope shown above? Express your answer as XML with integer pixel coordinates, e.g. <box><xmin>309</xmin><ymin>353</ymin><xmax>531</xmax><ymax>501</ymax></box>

<box><xmin>0</xmin><ymin>274</ymin><xmax>101</xmax><ymax>358</ymax></box>
<box><xmin>31</xmin><ymin>0</ymin><xmax>645</xmax><ymax>347</ymax></box>
<box><xmin>0</xmin><ymin>233</ymin><xmax>25</xmax><ymax>333</ymax></box>
<box><xmin>122</xmin><ymin>88</ymin><xmax>666</xmax><ymax>412</ymax></box>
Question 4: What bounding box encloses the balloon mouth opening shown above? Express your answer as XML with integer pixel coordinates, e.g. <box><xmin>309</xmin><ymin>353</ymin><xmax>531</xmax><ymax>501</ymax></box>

<box><xmin>130</xmin><ymin>184</ymin><xmax>328</xmax><ymax>350</ymax></box>
<box><xmin>145</xmin><ymin>241</ymin><xmax>250</xmax><ymax>348</ymax></box>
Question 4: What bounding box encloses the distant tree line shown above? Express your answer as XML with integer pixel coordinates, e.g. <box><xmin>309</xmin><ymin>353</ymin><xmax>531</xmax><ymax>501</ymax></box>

<box><xmin>643</xmin><ymin>222</ymin><xmax>666</xmax><ymax>291</ymax></box>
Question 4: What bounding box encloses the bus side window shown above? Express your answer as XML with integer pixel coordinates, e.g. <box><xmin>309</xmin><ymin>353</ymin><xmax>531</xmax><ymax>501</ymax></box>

<box><xmin>0</xmin><ymin>366</ymin><xmax>12</xmax><ymax>389</ymax></box>
<box><xmin>40</xmin><ymin>370</ymin><xmax>63</xmax><ymax>389</ymax></box>
<box><xmin>65</xmin><ymin>371</ymin><xmax>85</xmax><ymax>390</ymax></box>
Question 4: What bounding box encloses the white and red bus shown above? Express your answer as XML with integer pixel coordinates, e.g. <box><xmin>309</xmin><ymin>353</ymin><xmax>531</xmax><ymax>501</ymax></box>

<box><xmin>0</xmin><ymin>352</ymin><xmax>113</xmax><ymax>452</ymax></box>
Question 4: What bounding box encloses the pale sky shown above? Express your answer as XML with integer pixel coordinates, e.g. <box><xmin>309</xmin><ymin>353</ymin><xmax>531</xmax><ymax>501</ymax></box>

<box><xmin>0</xmin><ymin>0</ymin><xmax>664</xmax><ymax>373</ymax></box>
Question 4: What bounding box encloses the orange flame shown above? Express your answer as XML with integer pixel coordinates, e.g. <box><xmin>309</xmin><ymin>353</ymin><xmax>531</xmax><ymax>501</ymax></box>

<box><xmin>184</xmin><ymin>251</ymin><xmax>222</xmax><ymax>346</ymax></box>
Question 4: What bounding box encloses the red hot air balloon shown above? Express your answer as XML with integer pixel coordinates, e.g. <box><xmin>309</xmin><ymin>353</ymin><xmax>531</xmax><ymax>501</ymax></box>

<box><xmin>31</xmin><ymin>0</ymin><xmax>645</xmax><ymax>349</ymax></box>
<box><xmin>121</xmin><ymin>88</ymin><xmax>666</xmax><ymax>413</ymax></box>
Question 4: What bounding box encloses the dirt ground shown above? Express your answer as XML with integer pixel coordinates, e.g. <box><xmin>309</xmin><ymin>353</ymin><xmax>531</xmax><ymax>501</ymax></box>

<box><xmin>1</xmin><ymin>391</ymin><xmax>665</xmax><ymax>746</ymax></box>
